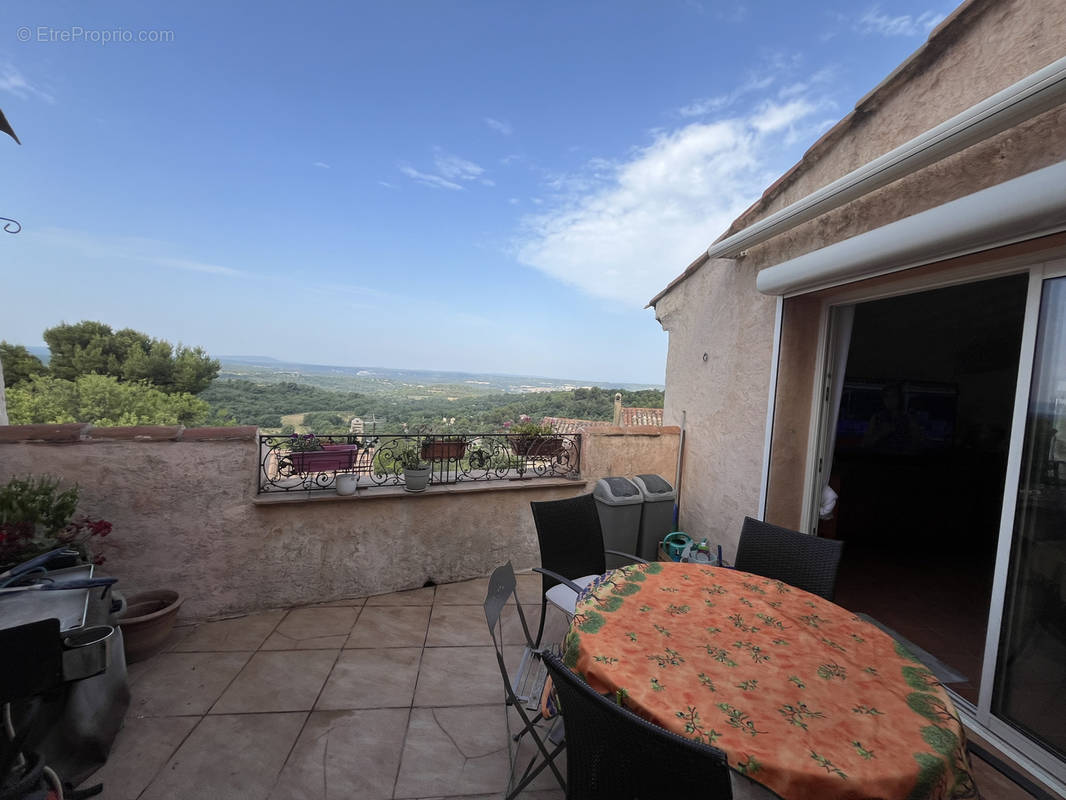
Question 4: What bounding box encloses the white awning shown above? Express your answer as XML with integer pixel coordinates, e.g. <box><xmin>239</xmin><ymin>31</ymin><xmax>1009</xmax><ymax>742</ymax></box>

<box><xmin>756</xmin><ymin>160</ymin><xmax>1066</xmax><ymax>296</ymax></box>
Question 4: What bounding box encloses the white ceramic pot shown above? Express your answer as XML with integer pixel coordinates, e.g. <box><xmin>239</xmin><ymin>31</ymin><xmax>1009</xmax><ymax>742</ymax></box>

<box><xmin>336</xmin><ymin>474</ymin><xmax>359</xmax><ymax>495</ymax></box>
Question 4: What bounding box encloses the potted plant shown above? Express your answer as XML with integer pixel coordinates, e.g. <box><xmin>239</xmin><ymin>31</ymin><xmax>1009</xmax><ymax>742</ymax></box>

<box><xmin>505</xmin><ymin>418</ymin><xmax>566</xmax><ymax>458</ymax></box>
<box><xmin>0</xmin><ymin>475</ymin><xmax>112</xmax><ymax>571</ymax></box>
<box><xmin>420</xmin><ymin>434</ymin><xmax>468</xmax><ymax>461</ymax></box>
<box><xmin>0</xmin><ymin>475</ymin><xmax>181</xmax><ymax>662</ymax></box>
<box><xmin>285</xmin><ymin>433</ymin><xmax>361</xmax><ymax>474</ymax></box>
<box><xmin>398</xmin><ymin>446</ymin><xmax>431</xmax><ymax>492</ymax></box>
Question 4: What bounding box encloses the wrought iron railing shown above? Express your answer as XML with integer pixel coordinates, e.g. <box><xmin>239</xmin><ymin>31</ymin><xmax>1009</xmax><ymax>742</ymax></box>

<box><xmin>257</xmin><ymin>432</ymin><xmax>582</xmax><ymax>494</ymax></box>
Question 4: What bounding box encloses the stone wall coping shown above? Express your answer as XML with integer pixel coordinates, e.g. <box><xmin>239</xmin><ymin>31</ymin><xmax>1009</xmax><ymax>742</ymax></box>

<box><xmin>252</xmin><ymin>476</ymin><xmax>589</xmax><ymax>505</ymax></box>
<box><xmin>0</xmin><ymin>423</ymin><xmax>259</xmax><ymax>443</ymax></box>
<box><xmin>0</xmin><ymin>423</ymin><xmax>674</xmax><ymax>444</ymax></box>
<box><xmin>581</xmin><ymin>425</ymin><xmax>680</xmax><ymax>436</ymax></box>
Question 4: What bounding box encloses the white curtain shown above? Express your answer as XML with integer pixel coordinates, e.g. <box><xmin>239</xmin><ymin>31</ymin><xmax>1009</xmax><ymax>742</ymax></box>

<box><xmin>820</xmin><ymin>305</ymin><xmax>854</xmax><ymax>519</ymax></box>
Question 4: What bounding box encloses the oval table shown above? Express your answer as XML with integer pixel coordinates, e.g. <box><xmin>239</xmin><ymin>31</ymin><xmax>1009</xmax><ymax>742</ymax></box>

<box><xmin>562</xmin><ymin>561</ymin><xmax>977</xmax><ymax>800</ymax></box>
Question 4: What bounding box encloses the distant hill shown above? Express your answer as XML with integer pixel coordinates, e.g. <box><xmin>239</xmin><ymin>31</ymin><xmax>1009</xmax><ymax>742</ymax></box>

<box><xmin>216</xmin><ymin>355</ymin><xmax>663</xmax><ymax>396</ymax></box>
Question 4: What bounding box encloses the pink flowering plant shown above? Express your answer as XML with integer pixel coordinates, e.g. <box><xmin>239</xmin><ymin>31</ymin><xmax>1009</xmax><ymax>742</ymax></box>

<box><xmin>0</xmin><ymin>475</ymin><xmax>112</xmax><ymax>570</ymax></box>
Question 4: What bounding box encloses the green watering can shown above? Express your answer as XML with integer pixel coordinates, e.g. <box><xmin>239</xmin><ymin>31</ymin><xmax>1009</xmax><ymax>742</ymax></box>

<box><xmin>662</xmin><ymin>532</ymin><xmax>692</xmax><ymax>561</ymax></box>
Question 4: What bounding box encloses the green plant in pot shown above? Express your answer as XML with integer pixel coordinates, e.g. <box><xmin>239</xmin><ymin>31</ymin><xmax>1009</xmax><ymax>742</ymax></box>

<box><xmin>505</xmin><ymin>417</ymin><xmax>565</xmax><ymax>458</ymax></box>
<box><xmin>398</xmin><ymin>445</ymin><xmax>431</xmax><ymax>492</ymax></box>
<box><xmin>0</xmin><ymin>475</ymin><xmax>112</xmax><ymax>571</ymax></box>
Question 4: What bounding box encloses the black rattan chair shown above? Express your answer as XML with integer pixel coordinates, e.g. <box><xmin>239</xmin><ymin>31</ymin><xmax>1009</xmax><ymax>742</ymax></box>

<box><xmin>484</xmin><ymin>562</ymin><xmax>566</xmax><ymax>798</ymax></box>
<box><xmin>530</xmin><ymin>494</ymin><xmax>647</xmax><ymax>647</ymax></box>
<box><xmin>541</xmin><ymin>651</ymin><xmax>732</xmax><ymax>799</ymax></box>
<box><xmin>734</xmin><ymin>516</ymin><xmax>844</xmax><ymax>600</ymax></box>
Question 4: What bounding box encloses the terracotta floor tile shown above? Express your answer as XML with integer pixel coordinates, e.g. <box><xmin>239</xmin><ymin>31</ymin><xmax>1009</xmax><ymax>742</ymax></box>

<box><xmin>129</xmin><ymin>651</ymin><xmax>250</xmax><ymax>717</ymax></box>
<box><xmin>212</xmin><ymin>650</ymin><xmax>338</xmax><ymax>713</ymax></box>
<box><xmin>80</xmin><ymin>716</ymin><xmax>198</xmax><ymax>800</ymax></box>
<box><xmin>140</xmin><ymin>712</ymin><xmax>306</xmax><ymax>800</ymax></box>
<box><xmin>316</xmin><ymin>647</ymin><xmax>422</xmax><ymax>709</ymax></box>
<box><xmin>261</xmin><ymin>606</ymin><xmax>361</xmax><ymax>650</ymax></box>
<box><xmin>393</xmin><ymin>706</ymin><xmax>511</xmax><ymax>798</ymax></box>
<box><xmin>414</xmin><ymin>646</ymin><xmax>504</xmax><ymax>707</ymax></box>
<box><xmin>345</xmin><ymin>605</ymin><xmax>431</xmax><ymax>648</ymax></box>
<box><xmin>365</xmin><ymin>585</ymin><xmax>436</xmax><ymax>606</ymax></box>
<box><xmin>170</xmin><ymin>609</ymin><xmax>285</xmax><ymax>652</ymax></box>
<box><xmin>427</xmin><ymin>604</ymin><xmax>494</xmax><ymax>647</ymax></box>
<box><xmin>434</xmin><ymin>577</ymin><xmax>490</xmax><ymax>605</ymax></box>
<box><xmin>269</xmin><ymin>708</ymin><xmax>410</xmax><ymax>800</ymax></box>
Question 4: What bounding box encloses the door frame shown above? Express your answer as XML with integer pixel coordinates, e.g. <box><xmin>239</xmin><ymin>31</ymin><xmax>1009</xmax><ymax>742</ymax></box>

<box><xmin>797</xmin><ymin>253</ymin><xmax>1066</xmax><ymax>787</ymax></box>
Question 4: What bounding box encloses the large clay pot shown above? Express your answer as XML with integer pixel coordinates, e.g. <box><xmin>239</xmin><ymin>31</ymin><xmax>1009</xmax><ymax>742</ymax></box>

<box><xmin>117</xmin><ymin>589</ymin><xmax>183</xmax><ymax>663</ymax></box>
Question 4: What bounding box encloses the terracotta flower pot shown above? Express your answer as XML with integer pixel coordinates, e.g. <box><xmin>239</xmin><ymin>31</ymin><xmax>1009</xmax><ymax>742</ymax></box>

<box><xmin>420</xmin><ymin>440</ymin><xmax>468</xmax><ymax>461</ymax></box>
<box><xmin>117</xmin><ymin>589</ymin><xmax>183</xmax><ymax>663</ymax></box>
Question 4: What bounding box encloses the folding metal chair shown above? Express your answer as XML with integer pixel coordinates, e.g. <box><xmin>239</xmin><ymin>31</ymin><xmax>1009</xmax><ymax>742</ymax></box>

<box><xmin>484</xmin><ymin>562</ymin><xmax>566</xmax><ymax>797</ymax></box>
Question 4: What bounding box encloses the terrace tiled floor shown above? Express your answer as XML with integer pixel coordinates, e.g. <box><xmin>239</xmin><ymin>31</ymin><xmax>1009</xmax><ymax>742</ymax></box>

<box><xmin>85</xmin><ymin>574</ymin><xmax>1043</xmax><ymax>800</ymax></box>
<box><xmin>87</xmin><ymin>573</ymin><xmax>566</xmax><ymax>800</ymax></box>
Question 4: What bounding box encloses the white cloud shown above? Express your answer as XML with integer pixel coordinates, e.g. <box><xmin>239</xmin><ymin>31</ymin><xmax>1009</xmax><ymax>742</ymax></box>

<box><xmin>378</xmin><ymin>180</ymin><xmax>397</xmax><ymax>189</ymax></box>
<box><xmin>400</xmin><ymin>151</ymin><xmax>491</xmax><ymax>191</ymax></box>
<box><xmin>434</xmin><ymin>152</ymin><xmax>486</xmax><ymax>181</ymax></box>
<box><xmin>0</xmin><ymin>63</ymin><xmax>54</xmax><ymax>103</ymax></box>
<box><xmin>517</xmin><ymin>84</ymin><xmax>829</xmax><ymax>307</ymax></box>
<box><xmin>312</xmin><ymin>161</ymin><xmax>330</xmax><ymax>169</ymax></box>
<box><xmin>858</xmin><ymin>7</ymin><xmax>944</xmax><ymax>36</ymax></box>
<box><xmin>484</xmin><ymin>117</ymin><xmax>513</xmax><ymax>135</ymax></box>
<box><xmin>750</xmin><ymin>99</ymin><xmax>817</xmax><ymax>134</ymax></box>
<box><xmin>31</xmin><ymin>227</ymin><xmax>250</xmax><ymax>277</ymax></box>
<box><xmin>399</xmin><ymin>164</ymin><xmax>463</xmax><ymax>190</ymax></box>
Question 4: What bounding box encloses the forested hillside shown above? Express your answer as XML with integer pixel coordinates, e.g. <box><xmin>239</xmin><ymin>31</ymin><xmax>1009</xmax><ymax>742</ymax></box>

<box><xmin>200</xmin><ymin>380</ymin><xmax>663</xmax><ymax>433</ymax></box>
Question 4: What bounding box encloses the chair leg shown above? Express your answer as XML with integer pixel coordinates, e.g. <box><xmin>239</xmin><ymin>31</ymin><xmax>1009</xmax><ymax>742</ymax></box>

<box><xmin>533</xmin><ymin>595</ymin><xmax>548</xmax><ymax>649</ymax></box>
<box><xmin>507</xmin><ymin>738</ymin><xmax>566</xmax><ymax>799</ymax></box>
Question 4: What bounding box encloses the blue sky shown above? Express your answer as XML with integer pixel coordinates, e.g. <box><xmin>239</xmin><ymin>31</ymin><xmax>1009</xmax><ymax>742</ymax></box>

<box><xmin>1</xmin><ymin>1</ymin><xmax>955</xmax><ymax>385</ymax></box>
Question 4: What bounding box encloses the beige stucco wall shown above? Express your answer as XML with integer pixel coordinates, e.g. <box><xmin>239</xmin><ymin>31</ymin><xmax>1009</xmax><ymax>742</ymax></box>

<box><xmin>654</xmin><ymin>258</ymin><xmax>777</xmax><ymax>559</ymax></box>
<box><xmin>0</xmin><ymin>427</ymin><xmax>678</xmax><ymax>620</ymax></box>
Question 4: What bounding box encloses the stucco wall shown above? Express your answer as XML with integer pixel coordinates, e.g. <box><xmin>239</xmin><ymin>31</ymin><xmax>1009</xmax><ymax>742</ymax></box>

<box><xmin>735</xmin><ymin>0</ymin><xmax>1066</xmax><ymax>270</ymax></box>
<box><xmin>654</xmin><ymin>258</ymin><xmax>777</xmax><ymax>559</ymax></box>
<box><xmin>0</xmin><ymin>425</ymin><xmax>677</xmax><ymax>620</ymax></box>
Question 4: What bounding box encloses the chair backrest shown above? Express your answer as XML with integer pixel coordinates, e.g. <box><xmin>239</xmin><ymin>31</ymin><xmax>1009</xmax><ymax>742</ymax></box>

<box><xmin>484</xmin><ymin>561</ymin><xmax>534</xmax><ymax>649</ymax></box>
<box><xmin>734</xmin><ymin>516</ymin><xmax>844</xmax><ymax>600</ymax></box>
<box><xmin>541</xmin><ymin>652</ymin><xmax>732</xmax><ymax>799</ymax></box>
<box><xmin>530</xmin><ymin>494</ymin><xmax>606</xmax><ymax>594</ymax></box>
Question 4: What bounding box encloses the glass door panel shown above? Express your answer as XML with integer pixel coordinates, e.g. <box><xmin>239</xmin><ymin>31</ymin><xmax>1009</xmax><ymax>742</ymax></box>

<box><xmin>993</xmin><ymin>275</ymin><xmax>1066</xmax><ymax>758</ymax></box>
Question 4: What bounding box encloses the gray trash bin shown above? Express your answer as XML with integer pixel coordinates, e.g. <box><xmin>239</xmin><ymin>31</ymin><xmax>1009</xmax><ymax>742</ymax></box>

<box><xmin>593</xmin><ymin>477</ymin><xmax>643</xmax><ymax>569</ymax></box>
<box><xmin>633</xmin><ymin>474</ymin><xmax>677</xmax><ymax>561</ymax></box>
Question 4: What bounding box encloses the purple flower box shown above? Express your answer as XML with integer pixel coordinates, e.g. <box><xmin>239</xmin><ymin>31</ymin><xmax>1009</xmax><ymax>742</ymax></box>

<box><xmin>288</xmin><ymin>445</ymin><xmax>361</xmax><ymax>474</ymax></box>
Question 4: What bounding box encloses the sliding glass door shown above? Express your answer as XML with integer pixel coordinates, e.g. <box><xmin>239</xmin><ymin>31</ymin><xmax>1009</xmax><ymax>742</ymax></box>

<box><xmin>989</xmin><ymin>273</ymin><xmax>1066</xmax><ymax>762</ymax></box>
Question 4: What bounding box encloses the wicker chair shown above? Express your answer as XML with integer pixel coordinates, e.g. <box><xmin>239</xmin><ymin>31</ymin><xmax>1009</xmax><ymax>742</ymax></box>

<box><xmin>541</xmin><ymin>651</ymin><xmax>732</xmax><ymax>799</ymax></box>
<box><xmin>734</xmin><ymin>516</ymin><xmax>844</xmax><ymax>600</ymax></box>
<box><xmin>529</xmin><ymin>494</ymin><xmax>647</xmax><ymax>647</ymax></box>
<box><xmin>484</xmin><ymin>562</ymin><xmax>566</xmax><ymax>798</ymax></box>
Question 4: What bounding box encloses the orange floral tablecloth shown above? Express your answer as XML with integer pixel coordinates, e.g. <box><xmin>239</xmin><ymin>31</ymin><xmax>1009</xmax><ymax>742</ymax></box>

<box><xmin>562</xmin><ymin>562</ymin><xmax>977</xmax><ymax>800</ymax></box>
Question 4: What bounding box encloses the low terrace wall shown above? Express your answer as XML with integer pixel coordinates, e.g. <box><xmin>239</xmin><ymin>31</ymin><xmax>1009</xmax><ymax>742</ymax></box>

<box><xmin>0</xmin><ymin>423</ymin><xmax>679</xmax><ymax>619</ymax></box>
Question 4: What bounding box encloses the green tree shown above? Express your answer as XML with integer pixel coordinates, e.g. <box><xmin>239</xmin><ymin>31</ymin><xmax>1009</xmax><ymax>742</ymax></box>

<box><xmin>41</xmin><ymin>321</ymin><xmax>219</xmax><ymax>393</ymax></box>
<box><xmin>0</xmin><ymin>342</ymin><xmax>47</xmax><ymax>387</ymax></box>
<box><xmin>7</xmin><ymin>374</ymin><xmax>213</xmax><ymax>426</ymax></box>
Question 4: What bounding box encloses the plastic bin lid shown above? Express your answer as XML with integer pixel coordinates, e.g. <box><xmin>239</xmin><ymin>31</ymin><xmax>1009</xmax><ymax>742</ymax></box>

<box><xmin>633</xmin><ymin>474</ymin><xmax>676</xmax><ymax>501</ymax></box>
<box><xmin>592</xmin><ymin>477</ymin><xmax>643</xmax><ymax>506</ymax></box>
